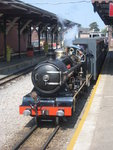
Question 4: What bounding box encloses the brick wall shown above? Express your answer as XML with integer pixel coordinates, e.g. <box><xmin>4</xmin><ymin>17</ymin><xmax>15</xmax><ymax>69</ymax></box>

<box><xmin>32</xmin><ymin>30</ymin><xmax>38</xmax><ymax>41</ymax></box>
<box><xmin>0</xmin><ymin>26</ymin><xmax>28</xmax><ymax>56</ymax></box>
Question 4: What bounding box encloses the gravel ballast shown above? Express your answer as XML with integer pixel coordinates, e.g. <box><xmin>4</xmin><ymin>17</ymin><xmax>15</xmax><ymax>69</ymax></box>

<box><xmin>0</xmin><ymin>73</ymin><xmax>93</xmax><ymax>150</ymax></box>
<box><xmin>0</xmin><ymin>74</ymin><xmax>33</xmax><ymax>150</ymax></box>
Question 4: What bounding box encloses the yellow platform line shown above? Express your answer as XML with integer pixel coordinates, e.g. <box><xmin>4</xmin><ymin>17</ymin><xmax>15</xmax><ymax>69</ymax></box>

<box><xmin>67</xmin><ymin>74</ymin><xmax>101</xmax><ymax>150</ymax></box>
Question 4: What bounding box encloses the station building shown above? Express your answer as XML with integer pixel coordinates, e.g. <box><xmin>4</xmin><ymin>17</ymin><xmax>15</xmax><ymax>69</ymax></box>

<box><xmin>0</xmin><ymin>0</ymin><xmax>79</xmax><ymax>62</ymax></box>
<box><xmin>92</xmin><ymin>0</ymin><xmax>113</xmax><ymax>47</ymax></box>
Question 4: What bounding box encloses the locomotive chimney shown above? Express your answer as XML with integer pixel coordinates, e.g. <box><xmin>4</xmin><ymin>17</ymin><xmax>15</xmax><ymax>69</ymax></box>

<box><xmin>47</xmin><ymin>49</ymin><xmax>56</xmax><ymax>60</ymax></box>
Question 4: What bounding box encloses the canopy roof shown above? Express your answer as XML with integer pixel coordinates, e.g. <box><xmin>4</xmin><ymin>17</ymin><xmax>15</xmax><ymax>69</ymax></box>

<box><xmin>92</xmin><ymin>0</ymin><xmax>113</xmax><ymax>25</ymax></box>
<box><xmin>0</xmin><ymin>0</ymin><xmax>79</xmax><ymax>28</ymax></box>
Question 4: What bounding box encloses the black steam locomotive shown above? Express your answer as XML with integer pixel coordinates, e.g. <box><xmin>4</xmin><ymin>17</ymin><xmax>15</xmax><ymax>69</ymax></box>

<box><xmin>19</xmin><ymin>39</ymin><xmax>107</xmax><ymax>124</ymax></box>
<box><xmin>19</xmin><ymin>45</ymin><xmax>89</xmax><ymax>123</ymax></box>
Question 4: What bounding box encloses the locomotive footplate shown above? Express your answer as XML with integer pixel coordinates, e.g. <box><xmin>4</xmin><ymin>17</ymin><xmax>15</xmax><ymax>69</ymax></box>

<box><xmin>19</xmin><ymin>95</ymin><xmax>73</xmax><ymax>117</ymax></box>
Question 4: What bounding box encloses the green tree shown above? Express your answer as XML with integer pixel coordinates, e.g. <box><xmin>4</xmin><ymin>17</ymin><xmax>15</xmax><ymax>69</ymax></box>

<box><xmin>89</xmin><ymin>22</ymin><xmax>100</xmax><ymax>31</ymax></box>
<box><xmin>101</xmin><ymin>27</ymin><xmax>107</xmax><ymax>34</ymax></box>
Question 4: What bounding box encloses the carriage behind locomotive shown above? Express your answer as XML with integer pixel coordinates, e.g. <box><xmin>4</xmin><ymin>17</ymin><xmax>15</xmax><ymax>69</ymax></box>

<box><xmin>19</xmin><ymin>38</ymin><xmax>107</xmax><ymax>122</ymax></box>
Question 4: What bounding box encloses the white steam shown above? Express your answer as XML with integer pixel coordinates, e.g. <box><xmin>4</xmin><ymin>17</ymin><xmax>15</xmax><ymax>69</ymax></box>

<box><xmin>57</xmin><ymin>15</ymin><xmax>78</xmax><ymax>47</ymax></box>
<box><xmin>64</xmin><ymin>26</ymin><xmax>78</xmax><ymax>47</ymax></box>
<box><xmin>57</xmin><ymin>15</ymin><xmax>65</xmax><ymax>28</ymax></box>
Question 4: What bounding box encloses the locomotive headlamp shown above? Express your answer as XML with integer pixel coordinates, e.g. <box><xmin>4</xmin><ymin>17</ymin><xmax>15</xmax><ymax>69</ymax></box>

<box><xmin>56</xmin><ymin>110</ymin><xmax>64</xmax><ymax>117</ymax></box>
<box><xmin>43</xmin><ymin>74</ymin><xmax>49</xmax><ymax>82</ymax></box>
<box><xmin>23</xmin><ymin>109</ymin><xmax>31</xmax><ymax>116</ymax></box>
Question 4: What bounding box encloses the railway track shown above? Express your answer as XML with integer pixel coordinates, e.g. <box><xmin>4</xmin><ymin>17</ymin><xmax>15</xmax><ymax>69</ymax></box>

<box><xmin>13</xmin><ymin>125</ymin><xmax>60</xmax><ymax>150</ymax></box>
<box><xmin>0</xmin><ymin>66</ymin><xmax>35</xmax><ymax>86</ymax></box>
<box><xmin>0</xmin><ymin>56</ymin><xmax>46</xmax><ymax>86</ymax></box>
<box><xmin>41</xmin><ymin>125</ymin><xmax>60</xmax><ymax>150</ymax></box>
<box><xmin>12</xmin><ymin>77</ymin><xmax>90</xmax><ymax>150</ymax></box>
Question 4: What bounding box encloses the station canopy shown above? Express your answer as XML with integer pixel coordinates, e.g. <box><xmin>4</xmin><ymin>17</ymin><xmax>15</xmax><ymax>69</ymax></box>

<box><xmin>0</xmin><ymin>0</ymin><xmax>79</xmax><ymax>29</ymax></box>
<box><xmin>92</xmin><ymin>0</ymin><xmax>113</xmax><ymax>25</ymax></box>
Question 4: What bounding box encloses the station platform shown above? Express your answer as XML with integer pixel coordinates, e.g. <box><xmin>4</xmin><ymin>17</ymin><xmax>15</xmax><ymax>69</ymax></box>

<box><xmin>0</xmin><ymin>54</ymin><xmax>45</xmax><ymax>80</ymax></box>
<box><xmin>67</xmin><ymin>49</ymin><xmax>113</xmax><ymax>150</ymax></box>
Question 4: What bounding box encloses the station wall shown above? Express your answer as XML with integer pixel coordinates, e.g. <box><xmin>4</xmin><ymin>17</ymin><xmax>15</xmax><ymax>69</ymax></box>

<box><xmin>0</xmin><ymin>26</ymin><xmax>28</xmax><ymax>56</ymax></box>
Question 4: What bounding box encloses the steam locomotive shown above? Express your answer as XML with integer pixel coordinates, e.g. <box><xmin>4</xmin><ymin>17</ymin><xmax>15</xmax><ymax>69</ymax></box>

<box><xmin>19</xmin><ymin>38</ymin><xmax>107</xmax><ymax>124</ymax></box>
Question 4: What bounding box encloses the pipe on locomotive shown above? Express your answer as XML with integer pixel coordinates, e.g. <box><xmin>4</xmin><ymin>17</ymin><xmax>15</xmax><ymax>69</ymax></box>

<box><xmin>46</xmin><ymin>49</ymin><xmax>82</xmax><ymax>82</ymax></box>
<box><xmin>64</xmin><ymin>62</ymin><xmax>82</xmax><ymax>76</ymax></box>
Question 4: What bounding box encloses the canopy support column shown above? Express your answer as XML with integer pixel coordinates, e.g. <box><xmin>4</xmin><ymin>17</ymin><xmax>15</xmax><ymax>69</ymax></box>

<box><xmin>18</xmin><ymin>20</ymin><xmax>21</xmax><ymax>57</ymax></box>
<box><xmin>4</xmin><ymin>17</ymin><xmax>6</xmax><ymax>60</ymax></box>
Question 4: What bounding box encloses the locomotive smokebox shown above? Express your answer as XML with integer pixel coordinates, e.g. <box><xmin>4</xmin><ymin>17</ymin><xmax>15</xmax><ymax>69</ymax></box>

<box><xmin>31</xmin><ymin>58</ymin><xmax>68</xmax><ymax>96</ymax></box>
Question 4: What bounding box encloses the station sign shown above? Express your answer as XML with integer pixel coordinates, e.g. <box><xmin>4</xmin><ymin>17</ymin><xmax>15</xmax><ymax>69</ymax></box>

<box><xmin>109</xmin><ymin>3</ymin><xmax>113</xmax><ymax>17</ymax></box>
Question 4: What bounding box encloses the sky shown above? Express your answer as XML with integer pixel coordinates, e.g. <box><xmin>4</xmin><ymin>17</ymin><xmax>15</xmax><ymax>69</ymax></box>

<box><xmin>21</xmin><ymin>0</ymin><xmax>105</xmax><ymax>30</ymax></box>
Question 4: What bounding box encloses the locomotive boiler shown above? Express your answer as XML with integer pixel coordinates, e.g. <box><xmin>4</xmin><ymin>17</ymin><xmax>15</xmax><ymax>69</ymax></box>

<box><xmin>32</xmin><ymin>50</ymin><xmax>83</xmax><ymax>97</ymax></box>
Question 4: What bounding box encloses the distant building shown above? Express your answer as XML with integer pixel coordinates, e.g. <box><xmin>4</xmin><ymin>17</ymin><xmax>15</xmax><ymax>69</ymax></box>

<box><xmin>78</xmin><ymin>27</ymin><xmax>90</xmax><ymax>38</ymax></box>
<box><xmin>89</xmin><ymin>32</ymin><xmax>105</xmax><ymax>38</ymax></box>
<box><xmin>78</xmin><ymin>27</ymin><xmax>105</xmax><ymax>38</ymax></box>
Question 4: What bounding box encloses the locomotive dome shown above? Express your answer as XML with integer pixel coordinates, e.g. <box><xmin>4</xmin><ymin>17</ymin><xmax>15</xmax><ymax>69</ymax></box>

<box><xmin>55</xmin><ymin>48</ymin><xmax>66</xmax><ymax>59</ymax></box>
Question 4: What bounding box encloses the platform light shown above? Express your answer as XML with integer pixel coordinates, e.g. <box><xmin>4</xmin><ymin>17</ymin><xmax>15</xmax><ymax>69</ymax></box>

<box><xmin>109</xmin><ymin>3</ymin><xmax>113</xmax><ymax>17</ymax></box>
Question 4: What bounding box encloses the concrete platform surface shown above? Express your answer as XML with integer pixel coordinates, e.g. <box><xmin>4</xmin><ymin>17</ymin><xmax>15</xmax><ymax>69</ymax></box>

<box><xmin>0</xmin><ymin>54</ymin><xmax>45</xmax><ymax>79</ymax></box>
<box><xmin>69</xmin><ymin>50</ymin><xmax>113</xmax><ymax>150</ymax></box>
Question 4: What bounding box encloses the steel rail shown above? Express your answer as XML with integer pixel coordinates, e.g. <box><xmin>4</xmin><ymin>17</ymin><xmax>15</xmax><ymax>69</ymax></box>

<box><xmin>13</xmin><ymin>125</ymin><xmax>38</xmax><ymax>150</ymax></box>
<box><xmin>13</xmin><ymin>125</ymin><xmax>59</xmax><ymax>150</ymax></box>
<box><xmin>41</xmin><ymin>125</ymin><xmax>60</xmax><ymax>150</ymax></box>
<box><xmin>0</xmin><ymin>66</ymin><xmax>34</xmax><ymax>86</ymax></box>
